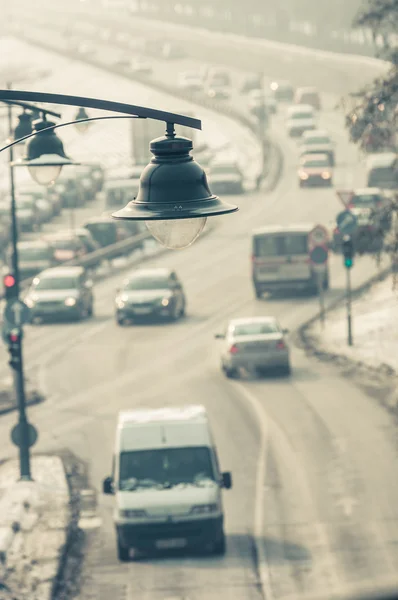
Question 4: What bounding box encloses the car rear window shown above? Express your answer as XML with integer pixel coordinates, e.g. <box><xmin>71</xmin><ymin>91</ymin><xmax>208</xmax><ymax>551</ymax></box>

<box><xmin>254</xmin><ymin>234</ymin><xmax>308</xmax><ymax>257</ymax></box>
<box><xmin>291</xmin><ymin>112</ymin><xmax>314</xmax><ymax>120</ymax></box>
<box><xmin>305</xmin><ymin>137</ymin><xmax>330</xmax><ymax>145</ymax></box>
<box><xmin>19</xmin><ymin>248</ymin><xmax>51</xmax><ymax>260</ymax></box>
<box><xmin>301</xmin><ymin>157</ymin><xmax>329</xmax><ymax>167</ymax></box>
<box><xmin>351</xmin><ymin>194</ymin><xmax>381</xmax><ymax>207</ymax></box>
<box><xmin>232</xmin><ymin>322</ymin><xmax>279</xmax><ymax>336</ymax></box>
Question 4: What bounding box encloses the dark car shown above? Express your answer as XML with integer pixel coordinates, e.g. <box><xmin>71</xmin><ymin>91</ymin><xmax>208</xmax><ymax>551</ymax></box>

<box><xmin>74</xmin><ymin>228</ymin><xmax>101</xmax><ymax>254</ymax></box>
<box><xmin>207</xmin><ymin>162</ymin><xmax>244</xmax><ymax>194</ymax></box>
<box><xmin>15</xmin><ymin>196</ymin><xmax>41</xmax><ymax>231</ymax></box>
<box><xmin>240</xmin><ymin>73</ymin><xmax>263</xmax><ymax>94</ymax></box>
<box><xmin>84</xmin><ymin>216</ymin><xmax>141</xmax><ymax>248</ymax></box>
<box><xmin>270</xmin><ymin>80</ymin><xmax>295</xmax><ymax>102</ymax></box>
<box><xmin>25</xmin><ymin>266</ymin><xmax>94</xmax><ymax>322</ymax></box>
<box><xmin>52</xmin><ymin>177</ymin><xmax>86</xmax><ymax>208</ymax></box>
<box><xmin>115</xmin><ymin>268</ymin><xmax>186</xmax><ymax>325</ymax></box>
<box><xmin>9</xmin><ymin>240</ymin><xmax>57</xmax><ymax>280</ymax></box>
<box><xmin>43</xmin><ymin>233</ymin><xmax>87</xmax><ymax>263</ymax></box>
<box><xmin>86</xmin><ymin>162</ymin><xmax>105</xmax><ymax>192</ymax></box>
<box><xmin>332</xmin><ymin>188</ymin><xmax>392</xmax><ymax>253</ymax></box>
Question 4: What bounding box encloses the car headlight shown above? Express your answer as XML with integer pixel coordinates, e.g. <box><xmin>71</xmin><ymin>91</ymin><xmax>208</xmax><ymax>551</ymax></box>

<box><xmin>25</xmin><ymin>298</ymin><xmax>35</xmax><ymax>308</ymax></box>
<box><xmin>161</xmin><ymin>298</ymin><xmax>170</xmax><ymax>307</ymax></box>
<box><xmin>299</xmin><ymin>172</ymin><xmax>309</xmax><ymax>180</ymax></box>
<box><xmin>190</xmin><ymin>504</ymin><xmax>219</xmax><ymax>515</ymax></box>
<box><xmin>321</xmin><ymin>172</ymin><xmax>331</xmax><ymax>179</ymax></box>
<box><xmin>119</xmin><ymin>509</ymin><xmax>147</xmax><ymax>518</ymax></box>
<box><xmin>116</xmin><ymin>300</ymin><xmax>125</xmax><ymax>309</ymax></box>
<box><xmin>65</xmin><ymin>297</ymin><xmax>77</xmax><ymax>307</ymax></box>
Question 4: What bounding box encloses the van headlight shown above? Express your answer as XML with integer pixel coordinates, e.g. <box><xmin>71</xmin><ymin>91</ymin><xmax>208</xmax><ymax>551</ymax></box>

<box><xmin>161</xmin><ymin>297</ymin><xmax>170</xmax><ymax>307</ymax></box>
<box><xmin>299</xmin><ymin>172</ymin><xmax>309</xmax><ymax>180</ymax></box>
<box><xmin>119</xmin><ymin>509</ymin><xmax>147</xmax><ymax>518</ymax></box>
<box><xmin>65</xmin><ymin>297</ymin><xmax>77</xmax><ymax>307</ymax></box>
<box><xmin>190</xmin><ymin>504</ymin><xmax>219</xmax><ymax>515</ymax></box>
<box><xmin>321</xmin><ymin>172</ymin><xmax>331</xmax><ymax>179</ymax></box>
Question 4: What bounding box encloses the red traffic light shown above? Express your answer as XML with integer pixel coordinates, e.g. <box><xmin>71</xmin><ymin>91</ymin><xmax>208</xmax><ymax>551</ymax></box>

<box><xmin>4</xmin><ymin>274</ymin><xmax>16</xmax><ymax>288</ymax></box>
<box><xmin>9</xmin><ymin>332</ymin><xmax>19</xmax><ymax>343</ymax></box>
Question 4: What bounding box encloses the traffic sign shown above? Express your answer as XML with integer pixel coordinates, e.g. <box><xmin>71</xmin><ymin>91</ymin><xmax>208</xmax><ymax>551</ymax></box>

<box><xmin>309</xmin><ymin>244</ymin><xmax>328</xmax><ymax>266</ymax></box>
<box><xmin>308</xmin><ymin>224</ymin><xmax>329</xmax><ymax>247</ymax></box>
<box><xmin>4</xmin><ymin>300</ymin><xmax>31</xmax><ymax>328</ymax></box>
<box><xmin>336</xmin><ymin>210</ymin><xmax>358</xmax><ymax>235</ymax></box>
<box><xmin>336</xmin><ymin>189</ymin><xmax>354</xmax><ymax>208</ymax></box>
<box><xmin>11</xmin><ymin>422</ymin><xmax>38</xmax><ymax>449</ymax></box>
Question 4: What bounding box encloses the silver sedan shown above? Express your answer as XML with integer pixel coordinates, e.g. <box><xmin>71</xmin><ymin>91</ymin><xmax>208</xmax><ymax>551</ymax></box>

<box><xmin>215</xmin><ymin>316</ymin><xmax>291</xmax><ymax>378</ymax></box>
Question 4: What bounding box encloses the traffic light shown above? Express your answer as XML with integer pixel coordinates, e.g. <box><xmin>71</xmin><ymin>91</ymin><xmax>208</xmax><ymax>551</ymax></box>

<box><xmin>7</xmin><ymin>330</ymin><xmax>21</xmax><ymax>371</ymax></box>
<box><xmin>3</xmin><ymin>274</ymin><xmax>18</xmax><ymax>301</ymax></box>
<box><xmin>342</xmin><ymin>235</ymin><xmax>354</xmax><ymax>269</ymax></box>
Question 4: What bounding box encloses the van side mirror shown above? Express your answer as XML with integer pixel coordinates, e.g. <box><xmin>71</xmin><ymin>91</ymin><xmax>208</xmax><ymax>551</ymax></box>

<box><xmin>221</xmin><ymin>472</ymin><xmax>232</xmax><ymax>490</ymax></box>
<box><xmin>103</xmin><ymin>476</ymin><xmax>114</xmax><ymax>495</ymax></box>
<box><xmin>214</xmin><ymin>333</ymin><xmax>225</xmax><ymax>339</ymax></box>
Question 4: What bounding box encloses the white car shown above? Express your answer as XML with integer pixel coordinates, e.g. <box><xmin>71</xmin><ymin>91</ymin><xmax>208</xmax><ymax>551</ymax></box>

<box><xmin>215</xmin><ymin>316</ymin><xmax>291</xmax><ymax>377</ymax></box>
<box><xmin>286</xmin><ymin>104</ymin><xmax>316</xmax><ymax>138</ymax></box>
<box><xmin>131</xmin><ymin>58</ymin><xmax>152</xmax><ymax>75</ymax></box>
<box><xmin>300</xmin><ymin>129</ymin><xmax>335</xmax><ymax>165</ymax></box>
<box><xmin>178</xmin><ymin>71</ymin><xmax>203</xmax><ymax>92</ymax></box>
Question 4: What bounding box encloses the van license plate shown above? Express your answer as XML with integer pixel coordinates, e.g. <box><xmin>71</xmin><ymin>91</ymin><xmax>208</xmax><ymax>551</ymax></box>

<box><xmin>156</xmin><ymin>538</ymin><xmax>186</xmax><ymax>549</ymax></box>
<box><xmin>133</xmin><ymin>307</ymin><xmax>152</xmax><ymax>314</ymax></box>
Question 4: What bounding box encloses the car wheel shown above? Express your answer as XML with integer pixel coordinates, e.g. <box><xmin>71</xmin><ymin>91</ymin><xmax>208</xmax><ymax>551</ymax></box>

<box><xmin>281</xmin><ymin>364</ymin><xmax>291</xmax><ymax>377</ymax></box>
<box><xmin>180</xmin><ymin>301</ymin><xmax>186</xmax><ymax>318</ymax></box>
<box><xmin>117</xmin><ymin>538</ymin><xmax>130</xmax><ymax>562</ymax></box>
<box><xmin>224</xmin><ymin>366</ymin><xmax>239</xmax><ymax>379</ymax></box>
<box><xmin>88</xmin><ymin>303</ymin><xmax>94</xmax><ymax>317</ymax></box>
<box><xmin>212</xmin><ymin>534</ymin><xmax>226</xmax><ymax>556</ymax></box>
<box><xmin>116</xmin><ymin>314</ymin><xmax>126</xmax><ymax>326</ymax></box>
<box><xmin>254</xmin><ymin>286</ymin><xmax>262</xmax><ymax>299</ymax></box>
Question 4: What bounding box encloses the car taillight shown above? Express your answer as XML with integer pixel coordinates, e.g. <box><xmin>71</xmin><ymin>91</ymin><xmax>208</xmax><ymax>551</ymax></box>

<box><xmin>347</xmin><ymin>203</ymin><xmax>354</xmax><ymax>210</ymax></box>
<box><xmin>276</xmin><ymin>341</ymin><xmax>286</xmax><ymax>350</ymax></box>
<box><xmin>334</xmin><ymin>227</ymin><xmax>340</xmax><ymax>235</ymax></box>
<box><xmin>229</xmin><ymin>345</ymin><xmax>239</xmax><ymax>354</ymax></box>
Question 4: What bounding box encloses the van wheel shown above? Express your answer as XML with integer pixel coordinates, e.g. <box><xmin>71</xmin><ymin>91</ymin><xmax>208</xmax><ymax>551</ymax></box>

<box><xmin>224</xmin><ymin>366</ymin><xmax>238</xmax><ymax>379</ymax></box>
<box><xmin>117</xmin><ymin>539</ymin><xmax>130</xmax><ymax>562</ymax></box>
<box><xmin>213</xmin><ymin>534</ymin><xmax>226</xmax><ymax>556</ymax></box>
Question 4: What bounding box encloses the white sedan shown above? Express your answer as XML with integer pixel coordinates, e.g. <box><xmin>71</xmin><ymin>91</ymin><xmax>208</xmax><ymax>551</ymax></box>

<box><xmin>215</xmin><ymin>317</ymin><xmax>291</xmax><ymax>377</ymax></box>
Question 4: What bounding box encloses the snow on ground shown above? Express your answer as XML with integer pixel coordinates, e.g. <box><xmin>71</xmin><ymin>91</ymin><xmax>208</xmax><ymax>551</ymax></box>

<box><xmin>0</xmin><ymin>455</ymin><xmax>69</xmax><ymax>600</ymax></box>
<box><xmin>307</xmin><ymin>273</ymin><xmax>398</xmax><ymax>373</ymax></box>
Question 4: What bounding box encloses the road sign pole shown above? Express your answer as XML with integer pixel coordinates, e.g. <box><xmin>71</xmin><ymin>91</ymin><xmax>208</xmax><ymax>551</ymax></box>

<box><xmin>316</xmin><ymin>271</ymin><xmax>325</xmax><ymax>327</ymax></box>
<box><xmin>346</xmin><ymin>267</ymin><xmax>353</xmax><ymax>347</ymax></box>
<box><xmin>13</xmin><ymin>335</ymin><xmax>32</xmax><ymax>480</ymax></box>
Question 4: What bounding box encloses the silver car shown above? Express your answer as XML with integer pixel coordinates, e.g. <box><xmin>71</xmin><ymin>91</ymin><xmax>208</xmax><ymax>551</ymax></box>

<box><xmin>215</xmin><ymin>317</ymin><xmax>291</xmax><ymax>377</ymax></box>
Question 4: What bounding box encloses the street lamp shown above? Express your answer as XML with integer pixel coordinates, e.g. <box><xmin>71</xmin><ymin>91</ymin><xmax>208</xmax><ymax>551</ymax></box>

<box><xmin>74</xmin><ymin>106</ymin><xmax>91</xmax><ymax>134</ymax></box>
<box><xmin>12</xmin><ymin>111</ymin><xmax>33</xmax><ymax>158</ymax></box>
<box><xmin>16</xmin><ymin>117</ymin><xmax>76</xmax><ymax>185</ymax></box>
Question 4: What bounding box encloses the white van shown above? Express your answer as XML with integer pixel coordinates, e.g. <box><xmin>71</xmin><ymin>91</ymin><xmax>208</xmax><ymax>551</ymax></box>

<box><xmin>286</xmin><ymin>104</ymin><xmax>316</xmax><ymax>137</ymax></box>
<box><xmin>103</xmin><ymin>405</ymin><xmax>232</xmax><ymax>560</ymax></box>
<box><xmin>251</xmin><ymin>224</ymin><xmax>329</xmax><ymax>297</ymax></box>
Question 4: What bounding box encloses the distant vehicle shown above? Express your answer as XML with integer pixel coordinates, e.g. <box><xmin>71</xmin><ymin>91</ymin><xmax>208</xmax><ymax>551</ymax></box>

<box><xmin>332</xmin><ymin>188</ymin><xmax>392</xmax><ymax>253</ymax></box>
<box><xmin>14</xmin><ymin>196</ymin><xmax>41</xmax><ymax>231</ymax></box>
<box><xmin>177</xmin><ymin>70</ymin><xmax>203</xmax><ymax>92</ymax></box>
<box><xmin>25</xmin><ymin>266</ymin><xmax>94</xmax><ymax>321</ymax></box>
<box><xmin>8</xmin><ymin>240</ymin><xmax>56</xmax><ymax>280</ymax></box>
<box><xmin>205</xmin><ymin>83</ymin><xmax>230</xmax><ymax>100</ymax></box>
<box><xmin>19</xmin><ymin>184</ymin><xmax>62</xmax><ymax>216</ymax></box>
<box><xmin>366</xmin><ymin>153</ymin><xmax>398</xmax><ymax>189</ymax></box>
<box><xmin>294</xmin><ymin>87</ymin><xmax>321</xmax><ymax>110</ymax></box>
<box><xmin>115</xmin><ymin>267</ymin><xmax>186</xmax><ymax>325</ymax></box>
<box><xmin>131</xmin><ymin>57</ymin><xmax>152</xmax><ymax>75</ymax></box>
<box><xmin>247</xmin><ymin>89</ymin><xmax>276</xmax><ymax>117</ymax></box>
<box><xmin>83</xmin><ymin>216</ymin><xmax>136</xmax><ymax>248</ymax></box>
<box><xmin>300</xmin><ymin>130</ymin><xmax>335</xmax><ymax>165</ymax></box>
<box><xmin>161</xmin><ymin>41</ymin><xmax>185</xmax><ymax>59</ymax></box>
<box><xmin>207</xmin><ymin>161</ymin><xmax>244</xmax><ymax>195</ymax></box>
<box><xmin>240</xmin><ymin>73</ymin><xmax>263</xmax><ymax>94</ymax></box>
<box><xmin>206</xmin><ymin>68</ymin><xmax>231</xmax><ymax>88</ymax></box>
<box><xmin>298</xmin><ymin>153</ymin><xmax>333</xmax><ymax>187</ymax></box>
<box><xmin>251</xmin><ymin>224</ymin><xmax>329</xmax><ymax>297</ymax></box>
<box><xmin>270</xmin><ymin>80</ymin><xmax>295</xmax><ymax>102</ymax></box>
<box><xmin>77</xmin><ymin>41</ymin><xmax>95</xmax><ymax>55</ymax></box>
<box><xmin>286</xmin><ymin>104</ymin><xmax>316</xmax><ymax>137</ymax></box>
<box><xmin>52</xmin><ymin>177</ymin><xmax>85</xmax><ymax>208</ymax></box>
<box><xmin>215</xmin><ymin>317</ymin><xmax>291</xmax><ymax>377</ymax></box>
<box><xmin>103</xmin><ymin>405</ymin><xmax>231</xmax><ymax>560</ymax></box>
<box><xmin>43</xmin><ymin>232</ymin><xmax>87</xmax><ymax>263</ymax></box>
<box><xmin>73</xmin><ymin>165</ymin><xmax>98</xmax><ymax>202</ymax></box>
<box><xmin>115</xmin><ymin>53</ymin><xmax>131</xmax><ymax>68</ymax></box>
<box><xmin>45</xmin><ymin>187</ymin><xmax>62</xmax><ymax>216</ymax></box>
<box><xmin>73</xmin><ymin>228</ymin><xmax>101</xmax><ymax>254</ymax></box>
<box><xmin>104</xmin><ymin>177</ymin><xmax>140</xmax><ymax>210</ymax></box>
<box><xmin>86</xmin><ymin>163</ymin><xmax>105</xmax><ymax>192</ymax></box>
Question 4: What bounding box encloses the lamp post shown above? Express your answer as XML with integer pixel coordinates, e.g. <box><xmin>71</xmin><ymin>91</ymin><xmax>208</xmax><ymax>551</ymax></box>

<box><xmin>0</xmin><ymin>88</ymin><xmax>238</xmax><ymax>479</ymax></box>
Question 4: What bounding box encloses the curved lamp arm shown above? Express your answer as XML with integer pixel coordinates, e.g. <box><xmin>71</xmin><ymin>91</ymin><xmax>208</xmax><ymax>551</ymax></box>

<box><xmin>0</xmin><ymin>114</ymin><xmax>141</xmax><ymax>155</ymax></box>
<box><xmin>0</xmin><ymin>89</ymin><xmax>202</xmax><ymax>130</ymax></box>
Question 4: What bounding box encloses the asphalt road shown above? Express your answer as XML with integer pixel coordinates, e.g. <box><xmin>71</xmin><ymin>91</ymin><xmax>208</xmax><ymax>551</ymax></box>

<box><xmin>2</xmin><ymin>12</ymin><xmax>398</xmax><ymax>600</ymax></box>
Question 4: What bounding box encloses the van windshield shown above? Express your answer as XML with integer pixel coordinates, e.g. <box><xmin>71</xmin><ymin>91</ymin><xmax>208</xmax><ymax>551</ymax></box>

<box><xmin>119</xmin><ymin>447</ymin><xmax>216</xmax><ymax>490</ymax></box>
<box><xmin>368</xmin><ymin>167</ymin><xmax>397</xmax><ymax>188</ymax></box>
<box><xmin>254</xmin><ymin>234</ymin><xmax>308</xmax><ymax>257</ymax></box>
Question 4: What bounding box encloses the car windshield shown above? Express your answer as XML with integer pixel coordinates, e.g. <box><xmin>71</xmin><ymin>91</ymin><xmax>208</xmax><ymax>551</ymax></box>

<box><xmin>19</xmin><ymin>248</ymin><xmax>51</xmax><ymax>260</ymax></box>
<box><xmin>119</xmin><ymin>447</ymin><xmax>215</xmax><ymax>490</ymax></box>
<box><xmin>34</xmin><ymin>276</ymin><xmax>78</xmax><ymax>290</ymax></box>
<box><xmin>302</xmin><ymin>158</ymin><xmax>329</xmax><ymax>167</ymax></box>
<box><xmin>305</xmin><ymin>137</ymin><xmax>330</xmax><ymax>145</ymax></box>
<box><xmin>49</xmin><ymin>239</ymin><xmax>77</xmax><ymax>250</ymax></box>
<box><xmin>17</xmin><ymin>199</ymin><xmax>34</xmax><ymax>209</ymax></box>
<box><xmin>125</xmin><ymin>276</ymin><xmax>170</xmax><ymax>290</ymax></box>
<box><xmin>352</xmin><ymin>195</ymin><xmax>381</xmax><ymax>207</ymax></box>
<box><xmin>291</xmin><ymin>112</ymin><xmax>313</xmax><ymax>120</ymax></box>
<box><xmin>232</xmin><ymin>322</ymin><xmax>279</xmax><ymax>336</ymax></box>
<box><xmin>368</xmin><ymin>167</ymin><xmax>397</xmax><ymax>187</ymax></box>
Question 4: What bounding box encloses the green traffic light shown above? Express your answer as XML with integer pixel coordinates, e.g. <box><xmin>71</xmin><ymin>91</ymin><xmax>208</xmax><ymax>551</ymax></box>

<box><xmin>345</xmin><ymin>258</ymin><xmax>353</xmax><ymax>269</ymax></box>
